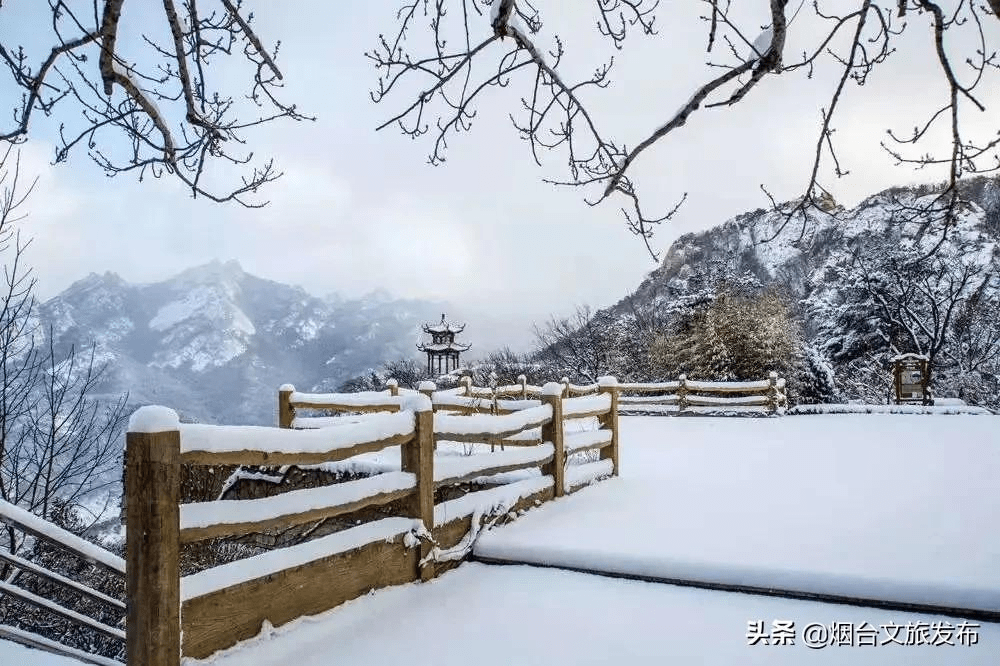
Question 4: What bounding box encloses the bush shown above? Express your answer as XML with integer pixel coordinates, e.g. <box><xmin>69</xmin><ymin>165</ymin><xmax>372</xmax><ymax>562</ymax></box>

<box><xmin>791</xmin><ymin>344</ymin><xmax>838</xmax><ymax>404</ymax></box>
<box><xmin>650</xmin><ymin>289</ymin><xmax>803</xmax><ymax>382</ymax></box>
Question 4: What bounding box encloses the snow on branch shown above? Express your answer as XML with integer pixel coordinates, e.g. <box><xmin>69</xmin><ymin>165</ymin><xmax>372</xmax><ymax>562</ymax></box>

<box><xmin>371</xmin><ymin>0</ymin><xmax>1000</xmax><ymax>253</ymax></box>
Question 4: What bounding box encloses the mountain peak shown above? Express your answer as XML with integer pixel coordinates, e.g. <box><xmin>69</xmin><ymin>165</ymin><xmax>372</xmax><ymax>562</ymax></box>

<box><xmin>39</xmin><ymin>266</ymin><xmax>452</xmax><ymax>424</ymax></box>
<box><xmin>173</xmin><ymin>259</ymin><xmax>246</xmax><ymax>286</ymax></box>
<box><xmin>62</xmin><ymin>270</ymin><xmax>127</xmax><ymax>295</ymax></box>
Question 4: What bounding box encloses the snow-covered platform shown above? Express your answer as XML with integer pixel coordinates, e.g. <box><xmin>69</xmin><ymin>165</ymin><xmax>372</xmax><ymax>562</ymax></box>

<box><xmin>474</xmin><ymin>415</ymin><xmax>1000</xmax><ymax>617</ymax></box>
<box><xmin>190</xmin><ymin>563</ymin><xmax>999</xmax><ymax>665</ymax></box>
<box><xmin>0</xmin><ymin>637</ymin><xmax>94</xmax><ymax>665</ymax></box>
<box><xmin>182</xmin><ymin>414</ymin><xmax>1000</xmax><ymax>664</ymax></box>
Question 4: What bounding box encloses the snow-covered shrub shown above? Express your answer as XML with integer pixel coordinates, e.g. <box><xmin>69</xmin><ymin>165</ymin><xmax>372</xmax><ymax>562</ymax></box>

<box><xmin>338</xmin><ymin>358</ymin><xmax>426</xmax><ymax>392</ymax></box>
<box><xmin>649</xmin><ymin>289</ymin><xmax>803</xmax><ymax>383</ymax></box>
<box><xmin>790</xmin><ymin>344</ymin><xmax>838</xmax><ymax>404</ymax></box>
<box><xmin>470</xmin><ymin>347</ymin><xmax>546</xmax><ymax>386</ymax></box>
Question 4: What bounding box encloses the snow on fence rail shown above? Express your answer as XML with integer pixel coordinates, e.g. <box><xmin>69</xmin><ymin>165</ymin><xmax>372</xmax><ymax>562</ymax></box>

<box><xmin>278</xmin><ymin>380</ymin><xmax>536</xmax><ymax>426</ymax></box>
<box><xmin>124</xmin><ymin>380</ymin><xmax>620</xmax><ymax>665</ymax></box>
<box><xmin>618</xmin><ymin>372</ymin><xmax>787</xmax><ymax>415</ymax></box>
<box><xmin>488</xmin><ymin>376</ymin><xmax>600</xmax><ymax>400</ymax></box>
<box><xmin>0</xmin><ymin>499</ymin><xmax>126</xmax><ymax>665</ymax></box>
<box><xmin>408</xmin><ymin>371</ymin><xmax>786</xmax><ymax>419</ymax></box>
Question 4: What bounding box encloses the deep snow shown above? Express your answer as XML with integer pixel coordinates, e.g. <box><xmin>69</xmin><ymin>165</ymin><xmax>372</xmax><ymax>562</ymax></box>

<box><xmin>475</xmin><ymin>415</ymin><xmax>1000</xmax><ymax>613</ymax></box>
<box><xmin>171</xmin><ymin>413</ymin><xmax>999</xmax><ymax>664</ymax></box>
<box><xmin>189</xmin><ymin>563</ymin><xmax>999</xmax><ymax>665</ymax></box>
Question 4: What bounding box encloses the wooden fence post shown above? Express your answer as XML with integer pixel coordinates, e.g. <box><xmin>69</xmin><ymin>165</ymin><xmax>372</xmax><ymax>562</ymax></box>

<box><xmin>418</xmin><ymin>381</ymin><xmax>437</xmax><ymax>450</ymax></box>
<box><xmin>401</xmin><ymin>395</ymin><xmax>435</xmax><ymax>581</ymax></box>
<box><xmin>677</xmin><ymin>374</ymin><xmax>689</xmax><ymax>412</ymax></box>
<box><xmin>278</xmin><ymin>384</ymin><xmax>295</xmax><ymax>429</ymax></box>
<box><xmin>767</xmin><ymin>371</ymin><xmax>779</xmax><ymax>414</ymax></box>
<box><xmin>598</xmin><ymin>376</ymin><xmax>620</xmax><ymax>477</ymax></box>
<box><xmin>386</xmin><ymin>379</ymin><xmax>399</xmax><ymax>397</ymax></box>
<box><xmin>540</xmin><ymin>383</ymin><xmax>565</xmax><ymax>497</ymax></box>
<box><xmin>518</xmin><ymin>374</ymin><xmax>527</xmax><ymax>400</ymax></box>
<box><xmin>418</xmin><ymin>381</ymin><xmax>436</xmax><ymax>407</ymax></box>
<box><xmin>489</xmin><ymin>373</ymin><xmax>501</xmax><ymax>452</ymax></box>
<box><xmin>126</xmin><ymin>407</ymin><xmax>181</xmax><ymax>666</ymax></box>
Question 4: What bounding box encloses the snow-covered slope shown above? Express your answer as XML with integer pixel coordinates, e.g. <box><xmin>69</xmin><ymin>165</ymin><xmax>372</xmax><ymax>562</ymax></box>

<box><xmin>39</xmin><ymin>260</ymin><xmax>447</xmax><ymax>425</ymax></box>
<box><xmin>589</xmin><ymin>176</ymin><xmax>1000</xmax><ymax>404</ymax></box>
<box><xmin>618</xmin><ymin>177</ymin><xmax>1000</xmax><ymax>317</ymax></box>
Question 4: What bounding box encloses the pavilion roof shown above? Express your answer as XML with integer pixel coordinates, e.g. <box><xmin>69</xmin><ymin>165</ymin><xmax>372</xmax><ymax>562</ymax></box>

<box><xmin>423</xmin><ymin>313</ymin><xmax>466</xmax><ymax>334</ymax></box>
<box><xmin>417</xmin><ymin>341</ymin><xmax>472</xmax><ymax>352</ymax></box>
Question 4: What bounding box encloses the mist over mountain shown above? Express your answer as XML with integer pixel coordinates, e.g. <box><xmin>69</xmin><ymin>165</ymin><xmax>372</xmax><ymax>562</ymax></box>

<box><xmin>39</xmin><ymin>260</ymin><xmax>458</xmax><ymax>425</ymax></box>
<box><xmin>41</xmin><ymin>176</ymin><xmax>1000</xmax><ymax>425</ymax></box>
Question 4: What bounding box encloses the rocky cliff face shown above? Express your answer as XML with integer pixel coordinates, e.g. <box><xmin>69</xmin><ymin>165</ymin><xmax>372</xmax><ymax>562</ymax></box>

<box><xmin>591</xmin><ymin>176</ymin><xmax>1000</xmax><ymax>404</ymax></box>
<box><xmin>617</xmin><ymin>177</ymin><xmax>1000</xmax><ymax>317</ymax></box>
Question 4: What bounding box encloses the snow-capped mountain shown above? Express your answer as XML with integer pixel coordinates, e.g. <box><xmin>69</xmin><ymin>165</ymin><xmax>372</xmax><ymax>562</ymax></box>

<box><xmin>614</xmin><ymin>178</ymin><xmax>1000</xmax><ymax>318</ymax></box>
<box><xmin>40</xmin><ymin>260</ymin><xmax>449</xmax><ymax>425</ymax></box>
<box><xmin>585</xmin><ymin>175</ymin><xmax>1000</xmax><ymax>405</ymax></box>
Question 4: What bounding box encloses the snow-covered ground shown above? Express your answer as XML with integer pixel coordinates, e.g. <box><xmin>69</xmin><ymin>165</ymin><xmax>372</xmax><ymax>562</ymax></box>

<box><xmin>0</xmin><ymin>637</ymin><xmax>101</xmax><ymax>666</ymax></box>
<box><xmin>192</xmin><ymin>563</ymin><xmax>999</xmax><ymax>665</ymax></box>
<box><xmin>476</xmin><ymin>415</ymin><xmax>1000</xmax><ymax>613</ymax></box>
<box><xmin>181</xmin><ymin>413</ymin><xmax>998</xmax><ymax>664</ymax></box>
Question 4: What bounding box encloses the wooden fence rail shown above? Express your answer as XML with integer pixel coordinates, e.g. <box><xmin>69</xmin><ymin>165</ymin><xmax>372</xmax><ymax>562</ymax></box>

<box><xmin>0</xmin><ymin>499</ymin><xmax>126</xmax><ymax>666</ymax></box>
<box><xmin>126</xmin><ymin>379</ymin><xmax>620</xmax><ymax>665</ymax></box>
<box><xmin>617</xmin><ymin>372</ymin><xmax>788</xmax><ymax>414</ymax></box>
<box><xmin>349</xmin><ymin>372</ymin><xmax>785</xmax><ymax>418</ymax></box>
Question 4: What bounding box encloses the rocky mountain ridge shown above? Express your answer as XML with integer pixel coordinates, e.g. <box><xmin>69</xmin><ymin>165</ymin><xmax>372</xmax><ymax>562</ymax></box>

<box><xmin>40</xmin><ymin>260</ymin><xmax>450</xmax><ymax>425</ymax></box>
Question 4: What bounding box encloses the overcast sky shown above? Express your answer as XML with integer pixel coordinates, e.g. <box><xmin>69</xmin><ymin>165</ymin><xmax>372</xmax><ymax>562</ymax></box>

<box><xmin>4</xmin><ymin>1</ymin><xmax>994</xmax><ymax>350</ymax></box>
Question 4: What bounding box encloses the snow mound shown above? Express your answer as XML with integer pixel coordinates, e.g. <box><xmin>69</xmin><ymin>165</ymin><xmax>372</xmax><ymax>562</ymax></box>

<box><xmin>128</xmin><ymin>405</ymin><xmax>180</xmax><ymax>433</ymax></box>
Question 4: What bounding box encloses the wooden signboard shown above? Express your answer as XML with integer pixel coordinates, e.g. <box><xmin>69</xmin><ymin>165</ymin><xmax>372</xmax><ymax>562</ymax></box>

<box><xmin>891</xmin><ymin>354</ymin><xmax>933</xmax><ymax>405</ymax></box>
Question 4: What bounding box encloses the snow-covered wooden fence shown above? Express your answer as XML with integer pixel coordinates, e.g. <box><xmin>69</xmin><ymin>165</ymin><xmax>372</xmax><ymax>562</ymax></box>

<box><xmin>0</xmin><ymin>499</ymin><xmax>125</xmax><ymax>666</ymax></box>
<box><xmin>340</xmin><ymin>372</ymin><xmax>785</xmax><ymax>418</ymax></box>
<box><xmin>125</xmin><ymin>380</ymin><xmax>619</xmax><ymax>665</ymax></box>
<box><xmin>617</xmin><ymin>372</ymin><xmax>788</xmax><ymax>414</ymax></box>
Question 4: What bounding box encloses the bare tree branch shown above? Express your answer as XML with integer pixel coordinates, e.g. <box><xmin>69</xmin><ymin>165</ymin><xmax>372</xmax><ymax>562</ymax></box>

<box><xmin>372</xmin><ymin>0</ymin><xmax>1000</xmax><ymax>256</ymax></box>
<box><xmin>1</xmin><ymin>0</ymin><xmax>312</xmax><ymax>206</ymax></box>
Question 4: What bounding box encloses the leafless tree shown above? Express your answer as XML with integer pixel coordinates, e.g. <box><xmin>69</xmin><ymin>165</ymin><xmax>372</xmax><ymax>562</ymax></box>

<box><xmin>943</xmin><ymin>276</ymin><xmax>1000</xmax><ymax>403</ymax></box>
<box><xmin>849</xmin><ymin>241</ymin><xmax>989</xmax><ymax>366</ymax></box>
<box><xmin>472</xmin><ymin>346</ymin><xmax>543</xmax><ymax>385</ymax></box>
<box><xmin>1</xmin><ymin>0</ymin><xmax>311</xmax><ymax>205</ymax></box>
<box><xmin>948</xmin><ymin>277</ymin><xmax>1000</xmax><ymax>376</ymax></box>
<box><xmin>533</xmin><ymin>305</ymin><xmax>616</xmax><ymax>382</ymax></box>
<box><xmin>371</xmin><ymin>1</ymin><xmax>1000</xmax><ymax>256</ymax></box>
<box><xmin>0</xmin><ymin>148</ymin><xmax>40</xmax><ymax>511</ymax></box>
<box><xmin>0</xmin><ymin>150</ymin><xmax>128</xmax><ymax>559</ymax></box>
<box><xmin>20</xmin><ymin>335</ymin><xmax>128</xmax><ymax>522</ymax></box>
